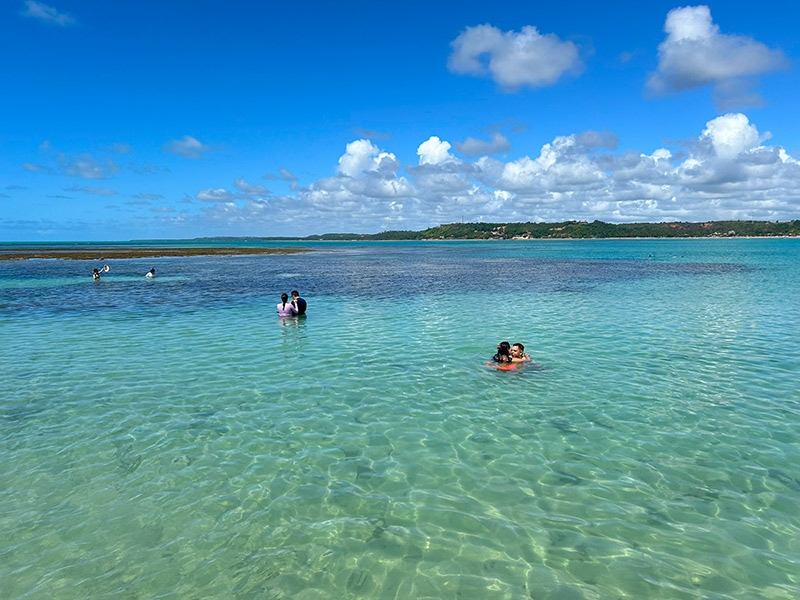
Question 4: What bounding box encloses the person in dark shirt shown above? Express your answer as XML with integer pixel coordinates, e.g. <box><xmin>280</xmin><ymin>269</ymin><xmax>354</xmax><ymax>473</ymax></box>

<box><xmin>291</xmin><ymin>290</ymin><xmax>307</xmax><ymax>315</ymax></box>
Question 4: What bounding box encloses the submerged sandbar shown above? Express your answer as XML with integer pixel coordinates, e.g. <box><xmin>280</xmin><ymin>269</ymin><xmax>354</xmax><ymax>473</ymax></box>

<box><xmin>0</xmin><ymin>247</ymin><xmax>314</xmax><ymax>260</ymax></box>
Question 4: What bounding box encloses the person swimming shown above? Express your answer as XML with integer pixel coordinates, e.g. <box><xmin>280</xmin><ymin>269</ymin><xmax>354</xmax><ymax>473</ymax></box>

<box><xmin>510</xmin><ymin>343</ymin><xmax>531</xmax><ymax>363</ymax></box>
<box><xmin>145</xmin><ymin>268</ymin><xmax>155</xmax><ymax>278</ymax></box>
<box><xmin>92</xmin><ymin>265</ymin><xmax>109</xmax><ymax>280</ymax></box>
<box><xmin>492</xmin><ymin>341</ymin><xmax>513</xmax><ymax>363</ymax></box>
<box><xmin>277</xmin><ymin>293</ymin><xmax>298</xmax><ymax>317</ymax></box>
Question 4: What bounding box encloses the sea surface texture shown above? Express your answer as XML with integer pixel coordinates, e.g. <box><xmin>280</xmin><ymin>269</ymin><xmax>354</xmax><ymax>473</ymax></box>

<box><xmin>1</xmin><ymin>239</ymin><xmax>799</xmax><ymax>600</ymax></box>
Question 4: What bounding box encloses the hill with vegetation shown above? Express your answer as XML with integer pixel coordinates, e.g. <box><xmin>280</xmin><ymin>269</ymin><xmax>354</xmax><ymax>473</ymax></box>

<box><xmin>302</xmin><ymin>220</ymin><xmax>800</xmax><ymax>240</ymax></box>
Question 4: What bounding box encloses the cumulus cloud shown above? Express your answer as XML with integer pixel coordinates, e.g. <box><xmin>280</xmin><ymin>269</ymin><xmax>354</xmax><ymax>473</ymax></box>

<box><xmin>647</xmin><ymin>5</ymin><xmax>788</xmax><ymax>108</ymax></box>
<box><xmin>234</xmin><ymin>177</ymin><xmax>270</xmax><ymax>197</ymax></box>
<box><xmin>162</xmin><ymin>135</ymin><xmax>210</xmax><ymax>159</ymax></box>
<box><xmin>152</xmin><ymin>117</ymin><xmax>800</xmax><ymax>236</ymax></box>
<box><xmin>455</xmin><ymin>132</ymin><xmax>511</xmax><ymax>156</ymax></box>
<box><xmin>448</xmin><ymin>24</ymin><xmax>583</xmax><ymax>90</ymax></box>
<box><xmin>21</xmin><ymin>1</ymin><xmax>76</xmax><ymax>26</ymax></box>
<box><xmin>417</xmin><ymin>136</ymin><xmax>457</xmax><ymax>165</ymax></box>
<box><xmin>699</xmin><ymin>113</ymin><xmax>761</xmax><ymax>159</ymax></box>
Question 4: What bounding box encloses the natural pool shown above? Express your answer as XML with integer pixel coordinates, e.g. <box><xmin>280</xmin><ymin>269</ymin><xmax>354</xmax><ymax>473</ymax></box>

<box><xmin>1</xmin><ymin>239</ymin><xmax>799</xmax><ymax>599</ymax></box>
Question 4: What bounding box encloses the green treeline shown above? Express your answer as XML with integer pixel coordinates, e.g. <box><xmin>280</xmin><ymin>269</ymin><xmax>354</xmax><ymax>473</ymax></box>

<box><xmin>304</xmin><ymin>220</ymin><xmax>800</xmax><ymax>240</ymax></box>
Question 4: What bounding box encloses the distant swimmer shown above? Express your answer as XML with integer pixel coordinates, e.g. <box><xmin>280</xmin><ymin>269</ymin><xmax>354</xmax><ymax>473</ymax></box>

<box><xmin>93</xmin><ymin>265</ymin><xmax>109</xmax><ymax>280</ymax></box>
<box><xmin>291</xmin><ymin>290</ymin><xmax>306</xmax><ymax>315</ymax></box>
<box><xmin>277</xmin><ymin>293</ymin><xmax>298</xmax><ymax>317</ymax></box>
<box><xmin>145</xmin><ymin>268</ymin><xmax>155</xmax><ymax>278</ymax></box>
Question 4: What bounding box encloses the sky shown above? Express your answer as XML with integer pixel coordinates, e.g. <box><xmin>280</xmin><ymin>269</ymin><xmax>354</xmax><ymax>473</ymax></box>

<box><xmin>2</xmin><ymin>0</ymin><xmax>799</xmax><ymax>240</ymax></box>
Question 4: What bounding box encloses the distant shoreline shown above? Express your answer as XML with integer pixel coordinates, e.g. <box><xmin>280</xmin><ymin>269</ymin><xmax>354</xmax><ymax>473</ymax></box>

<box><xmin>0</xmin><ymin>247</ymin><xmax>314</xmax><ymax>261</ymax></box>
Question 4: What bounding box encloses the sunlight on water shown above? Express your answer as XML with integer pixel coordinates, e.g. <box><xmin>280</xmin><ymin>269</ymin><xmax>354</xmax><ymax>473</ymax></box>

<box><xmin>1</xmin><ymin>240</ymin><xmax>799</xmax><ymax>599</ymax></box>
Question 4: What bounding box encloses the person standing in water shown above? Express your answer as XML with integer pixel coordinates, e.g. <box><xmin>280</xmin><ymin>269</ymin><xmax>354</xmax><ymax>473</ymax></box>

<box><xmin>291</xmin><ymin>290</ymin><xmax>306</xmax><ymax>315</ymax></box>
<box><xmin>145</xmin><ymin>268</ymin><xmax>155</xmax><ymax>278</ymax></box>
<box><xmin>277</xmin><ymin>293</ymin><xmax>298</xmax><ymax>317</ymax></box>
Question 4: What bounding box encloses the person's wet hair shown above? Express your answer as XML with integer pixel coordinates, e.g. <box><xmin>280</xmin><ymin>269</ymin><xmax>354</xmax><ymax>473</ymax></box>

<box><xmin>493</xmin><ymin>341</ymin><xmax>512</xmax><ymax>362</ymax></box>
<box><xmin>280</xmin><ymin>293</ymin><xmax>289</xmax><ymax>306</ymax></box>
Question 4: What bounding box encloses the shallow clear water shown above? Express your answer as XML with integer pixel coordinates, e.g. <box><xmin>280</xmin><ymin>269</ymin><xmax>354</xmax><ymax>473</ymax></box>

<box><xmin>1</xmin><ymin>239</ymin><xmax>799</xmax><ymax>600</ymax></box>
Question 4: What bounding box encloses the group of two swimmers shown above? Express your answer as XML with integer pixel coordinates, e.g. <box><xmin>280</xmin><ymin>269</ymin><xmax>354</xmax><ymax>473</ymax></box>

<box><xmin>492</xmin><ymin>341</ymin><xmax>531</xmax><ymax>364</ymax></box>
<box><xmin>92</xmin><ymin>265</ymin><xmax>156</xmax><ymax>280</ymax></box>
<box><xmin>277</xmin><ymin>290</ymin><xmax>307</xmax><ymax>317</ymax></box>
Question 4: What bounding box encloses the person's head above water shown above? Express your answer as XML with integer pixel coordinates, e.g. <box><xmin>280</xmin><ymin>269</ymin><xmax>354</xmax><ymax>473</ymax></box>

<box><xmin>291</xmin><ymin>290</ymin><xmax>299</xmax><ymax>298</ymax></box>
<box><xmin>280</xmin><ymin>293</ymin><xmax>289</xmax><ymax>305</ymax></box>
<box><xmin>511</xmin><ymin>343</ymin><xmax>524</xmax><ymax>355</ymax></box>
<box><xmin>493</xmin><ymin>341</ymin><xmax>512</xmax><ymax>362</ymax></box>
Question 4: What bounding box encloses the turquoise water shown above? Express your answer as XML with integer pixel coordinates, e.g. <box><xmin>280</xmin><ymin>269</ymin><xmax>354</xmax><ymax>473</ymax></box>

<box><xmin>1</xmin><ymin>239</ymin><xmax>799</xmax><ymax>599</ymax></box>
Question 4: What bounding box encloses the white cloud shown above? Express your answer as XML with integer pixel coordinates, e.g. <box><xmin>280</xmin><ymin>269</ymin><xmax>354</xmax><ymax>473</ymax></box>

<box><xmin>455</xmin><ymin>132</ymin><xmax>511</xmax><ymax>156</ymax></box>
<box><xmin>417</xmin><ymin>136</ymin><xmax>456</xmax><ymax>165</ymax></box>
<box><xmin>700</xmin><ymin>113</ymin><xmax>761</xmax><ymax>160</ymax></box>
<box><xmin>56</xmin><ymin>153</ymin><xmax>121</xmax><ymax>179</ymax></box>
<box><xmin>234</xmin><ymin>177</ymin><xmax>270</xmax><ymax>197</ymax></box>
<box><xmin>21</xmin><ymin>1</ymin><xmax>76</xmax><ymax>26</ymax></box>
<box><xmin>153</xmin><ymin>117</ymin><xmax>800</xmax><ymax>235</ymax></box>
<box><xmin>448</xmin><ymin>24</ymin><xmax>583</xmax><ymax>90</ymax></box>
<box><xmin>337</xmin><ymin>139</ymin><xmax>389</xmax><ymax>177</ymax></box>
<box><xmin>196</xmin><ymin>188</ymin><xmax>235</xmax><ymax>202</ymax></box>
<box><xmin>647</xmin><ymin>5</ymin><xmax>788</xmax><ymax>108</ymax></box>
<box><xmin>131</xmin><ymin>193</ymin><xmax>164</xmax><ymax>200</ymax></box>
<box><xmin>162</xmin><ymin>136</ymin><xmax>210</xmax><ymax>159</ymax></box>
<box><xmin>278</xmin><ymin>168</ymin><xmax>297</xmax><ymax>181</ymax></box>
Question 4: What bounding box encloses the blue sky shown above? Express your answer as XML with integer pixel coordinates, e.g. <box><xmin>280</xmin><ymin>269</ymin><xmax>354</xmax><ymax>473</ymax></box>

<box><xmin>2</xmin><ymin>0</ymin><xmax>799</xmax><ymax>240</ymax></box>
